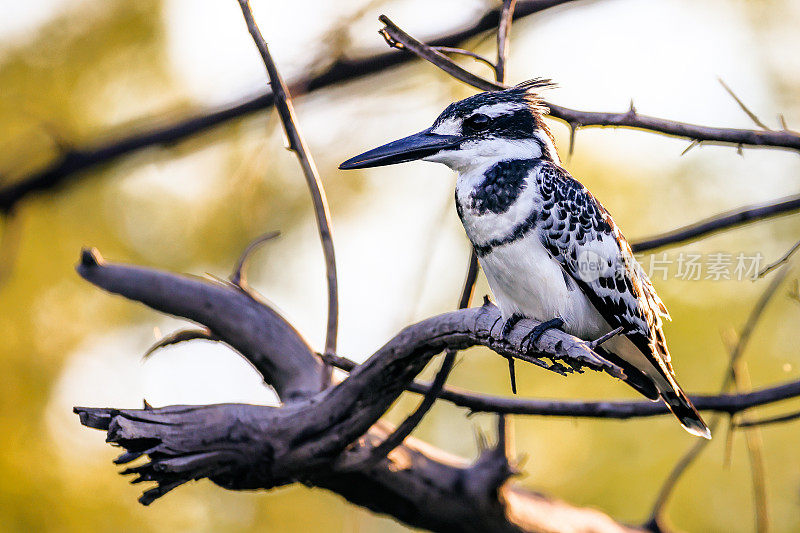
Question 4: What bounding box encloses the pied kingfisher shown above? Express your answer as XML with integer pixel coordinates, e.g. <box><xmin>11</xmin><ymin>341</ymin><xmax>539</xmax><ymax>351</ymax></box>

<box><xmin>340</xmin><ymin>80</ymin><xmax>710</xmax><ymax>438</ymax></box>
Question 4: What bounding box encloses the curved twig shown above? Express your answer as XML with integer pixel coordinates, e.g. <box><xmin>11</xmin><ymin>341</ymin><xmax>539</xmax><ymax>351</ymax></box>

<box><xmin>229</xmin><ymin>230</ymin><xmax>280</xmax><ymax>287</ymax></box>
<box><xmin>758</xmin><ymin>238</ymin><xmax>800</xmax><ymax>278</ymax></box>
<box><xmin>432</xmin><ymin>47</ymin><xmax>497</xmax><ymax>72</ymax></box>
<box><xmin>237</xmin><ymin>1</ymin><xmax>339</xmax><ymax>359</ymax></box>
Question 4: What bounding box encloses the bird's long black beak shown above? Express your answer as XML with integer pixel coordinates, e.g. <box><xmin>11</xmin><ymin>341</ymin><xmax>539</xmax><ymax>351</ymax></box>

<box><xmin>339</xmin><ymin>128</ymin><xmax>462</xmax><ymax>170</ymax></box>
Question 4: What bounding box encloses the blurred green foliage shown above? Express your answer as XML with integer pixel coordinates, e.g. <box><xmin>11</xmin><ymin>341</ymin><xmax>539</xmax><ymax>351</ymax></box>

<box><xmin>1</xmin><ymin>1</ymin><xmax>799</xmax><ymax>532</ymax></box>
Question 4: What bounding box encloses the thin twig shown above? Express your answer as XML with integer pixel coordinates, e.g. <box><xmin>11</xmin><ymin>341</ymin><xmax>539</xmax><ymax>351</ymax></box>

<box><xmin>735</xmin><ymin>409</ymin><xmax>800</xmax><ymax>428</ymax></box>
<box><xmin>237</xmin><ymin>0</ymin><xmax>339</xmax><ymax>358</ymax></box>
<box><xmin>730</xmin><ymin>360</ymin><xmax>769</xmax><ymax>533</ymax></box>
<box><xmin>646</xmin><ymin>264</ymin><xmax>790</xmax><ymax>529</ymax></box>
<box><xmin>495</xmin><ymin>0</ymin><xmax>518</xmax><ymax>82</ymax></box>
<box><xmin>432</xmin><ymin>47</ymin><xmax>497</xmax><ymax>72</ymax></box>
<box><xmin>380</xmin><ymin>16</ymin><xmax>499</xmax><ymax>92</ymax></box>
<box><xmin>718</xmin><ymin>78</ymin><xmax>771</xmax><ymax>131</ymax></box>
<box><xmin>631</xmin><ymin>194</ymin><xmax>800</xmax><ymax>253</ymax></box>
<box><xmin>758</xmin><ymin>238</ymin><xmax>800</xmax><ymax>278</ymax></box>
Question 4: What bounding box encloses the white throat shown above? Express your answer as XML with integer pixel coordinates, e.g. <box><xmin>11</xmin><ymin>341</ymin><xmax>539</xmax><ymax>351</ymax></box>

<box><xmin>423</xmin><ymin>138</ymin><xmax>539</xmax><ymax>174</ymax></box>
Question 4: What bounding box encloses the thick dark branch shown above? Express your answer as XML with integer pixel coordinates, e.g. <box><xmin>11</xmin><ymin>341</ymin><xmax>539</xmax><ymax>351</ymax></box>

<box><xmin>75</xmin><ymin>404</ymin><xmax>637</xmax><ymax>533</ymax></box>
<box><xmin>78</xmin><ymin>248</ymin><xmax>800</xmax><ymax>423</ymax></box>
<box><xmin>0</xmin><ymin>0</ymin><xmax>576</xmax><ymax>213</ymax></box>
<box><xmin>76</xmin><ymin>248</ymin><xmax>326</xmax><ymax>400</ymax></box>
<box><xmin>75</xmin><ymin>249</ymin><xmax>639</xmax><ymax>531</ymax></box>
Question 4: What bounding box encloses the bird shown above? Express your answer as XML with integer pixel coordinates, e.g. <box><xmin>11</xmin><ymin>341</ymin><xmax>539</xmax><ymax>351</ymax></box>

<box><xmin>339</xmin><ymin>79</ymin><xmax>711</xmax><ymax>439</ymax></box>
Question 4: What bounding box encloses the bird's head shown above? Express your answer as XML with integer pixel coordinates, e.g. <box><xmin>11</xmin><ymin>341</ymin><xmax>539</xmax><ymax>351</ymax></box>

<box><xmin>339</xmin><ymin>79</ymin><xmax>559</xmax><ymax>173</ymax></box>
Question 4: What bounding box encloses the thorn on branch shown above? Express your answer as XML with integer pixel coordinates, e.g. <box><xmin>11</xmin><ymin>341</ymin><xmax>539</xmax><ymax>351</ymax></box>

<box><xmin>681</xmin><ymin>139</ymin><xmax>701</xmax><ymax>156</ymax></box>
<box><xmin>143</xmin><ymin>328</ymin><xmax>219</xmax><ymax>360</ymax></box>
<box><xmin>628</xmin><ymin>99</ymin><xmax>637</xmax><ymax>116</ymax></box>
<box><xmin>718</xmin><ymin>78</ymin><xmax>771</xmax><ymax>131</ymax></box>
<box><xmin>568</xmin><ymin>122</ymin><xmax>578</xmax><ymax>158</ymax></box>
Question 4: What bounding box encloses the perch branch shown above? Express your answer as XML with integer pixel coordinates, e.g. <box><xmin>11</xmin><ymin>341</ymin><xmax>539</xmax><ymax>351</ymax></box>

<box><xmin>76</xmin><ymin>248</ymin><xmax>640</xmax><ymax>532</ymax></box>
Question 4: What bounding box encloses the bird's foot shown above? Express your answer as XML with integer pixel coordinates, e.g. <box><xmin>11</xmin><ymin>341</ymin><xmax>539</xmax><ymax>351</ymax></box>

<box><xmin>500</xmin><ymin>313</ymin><xmax>525</xmax><ymax>339</ymax></box>
<box><xmin>498</xmin><ymin>313</ymin><xmax>525</xmax><ymax>395</ymax></box>
<box><xmin>522</xmin><ymin>317</ymin><xmax>565</xmax><ymax>354</ymax></box>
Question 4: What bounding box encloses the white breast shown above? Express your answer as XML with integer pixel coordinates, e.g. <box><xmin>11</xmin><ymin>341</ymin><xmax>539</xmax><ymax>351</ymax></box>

<box><xmin>478</xmin><ymin>234</ymin><xmax>610</xmax><ymax>340</ymax></box>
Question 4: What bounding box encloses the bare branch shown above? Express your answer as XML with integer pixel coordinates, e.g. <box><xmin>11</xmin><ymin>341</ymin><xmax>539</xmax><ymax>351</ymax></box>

<box><xmin>758</xmin><ymin>238</ymin><xmax>800</xmax><ymax>278</ymax></box>
<box><xmin>0</xmin><ymin>0</ymin><xmax>578</xmax><ymax>214</ymax></box>
<box><xmin>237</xmin><ymin>0</ymin><xmax>339</xmax><ymax>359</ymax></box>
<box><xmin>630</xmin><ymin>194</ymin><xmax>800</xmax><ymax>253</ymax></box>
<box><xmin>379</xmin><ymin>15</ymin><xmax>498</xmax><ymax>92</ymax></box>
<box><xmin>321</xmin><ymin>348</ymin><xmax>800</xmax><ymax>419</ymax></box>
<box><xmin>76</xmin><ymin>248</ymin><xmax>326</xmax><ymax>400</ymax></box>
<box><xmin>377</xmin><ymin>16</ymin><xmax>800</xmax><ymax>152</ymax></box>
<box><xmin>496</xmin><ymin>0</ymin><xmax>518</xmax><ymax>83</ymax></box>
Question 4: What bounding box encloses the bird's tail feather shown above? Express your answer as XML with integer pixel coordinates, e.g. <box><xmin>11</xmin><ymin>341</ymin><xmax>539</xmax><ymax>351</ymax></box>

<box><xmin>659</xmin><ymin>383</ymin><xmax>711</xmax><ymax>439</ymax></box>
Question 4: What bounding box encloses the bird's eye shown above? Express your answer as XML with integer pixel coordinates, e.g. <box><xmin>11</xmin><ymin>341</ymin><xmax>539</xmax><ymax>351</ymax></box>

<box><xmin>463</xmin><ymin>113</ymin><xmax>490</xmax><ymax>132</ymax></box>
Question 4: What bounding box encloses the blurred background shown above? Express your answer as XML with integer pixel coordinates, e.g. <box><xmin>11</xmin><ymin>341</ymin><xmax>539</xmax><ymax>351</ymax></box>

<box><xmin>1</xmin><ymin>0</ymin><xmax>799</xmax><ymax>531</ymax></box>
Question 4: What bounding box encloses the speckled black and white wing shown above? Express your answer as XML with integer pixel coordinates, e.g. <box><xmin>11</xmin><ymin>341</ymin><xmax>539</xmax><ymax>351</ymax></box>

<box><xmin>533</xmin><ymin>162</ymin><xmax>673</xmax><ymax>376</ymax></box>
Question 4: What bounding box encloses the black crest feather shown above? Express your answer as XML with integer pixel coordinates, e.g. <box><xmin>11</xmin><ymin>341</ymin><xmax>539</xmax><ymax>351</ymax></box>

<box><xmin>510</xmin><ymin>78</ymin><xmax>556</xmax><ymax>115</ymax></box>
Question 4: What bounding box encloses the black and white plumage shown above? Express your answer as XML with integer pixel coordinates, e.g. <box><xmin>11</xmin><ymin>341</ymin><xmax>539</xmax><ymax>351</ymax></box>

<box><xmin>340</xmin><ymin>80</ymin><xmax>710</xmax><ymax>438</ymax></box>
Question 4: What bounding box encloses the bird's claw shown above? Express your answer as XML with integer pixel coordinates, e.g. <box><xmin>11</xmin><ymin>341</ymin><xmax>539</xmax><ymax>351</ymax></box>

<box><xmin>522</xmin><ymin>317</ymin><xmax>564</xmax><ymax>354</ymax></box>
